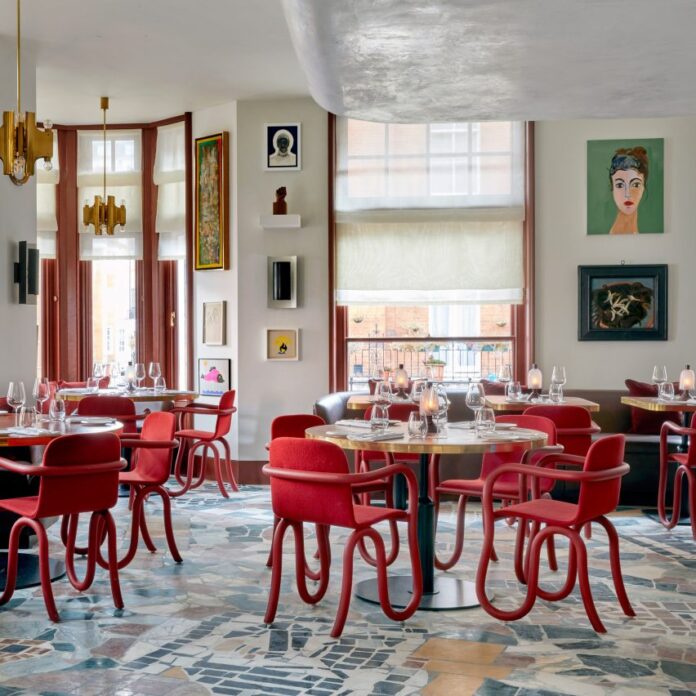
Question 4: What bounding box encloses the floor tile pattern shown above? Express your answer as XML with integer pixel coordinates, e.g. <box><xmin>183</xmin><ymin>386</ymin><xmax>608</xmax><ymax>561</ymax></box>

<box><xmin>0</xmin><ymin>485</ymin><xmax>693</xmax><ymax>695</ymax></box>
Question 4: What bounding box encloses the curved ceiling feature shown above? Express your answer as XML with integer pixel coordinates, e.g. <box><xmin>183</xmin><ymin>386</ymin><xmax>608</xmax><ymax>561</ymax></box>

<box><xmin>282</xmin><ymin>0</ymin><xmax>696</xmax><ymax>123</ymax></box>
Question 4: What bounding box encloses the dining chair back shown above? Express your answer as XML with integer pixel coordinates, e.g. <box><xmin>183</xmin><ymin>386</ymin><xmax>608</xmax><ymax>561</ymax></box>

<box><xmin>212</xmin><ymin>390</ymin><xmax>236</xmax><ymax>439</ymax></box>
<box><xmin>270</xmin><ymin>413</ymin><xmax>325</xmax><ymax>439</ymax></box>
<box><xmin>77</xmin><ymin>395</ymin><xmax>143</xmax><ymax>435</ymax></box>
<box><xmin>132</xmin><ymin>411</ymin><xmax>177</xmax><ymax>484</ymax></box>
<box><xmin>523</xmin><ymin>405</ymin><xmax>600</xmax><ymax>457</ymax></box>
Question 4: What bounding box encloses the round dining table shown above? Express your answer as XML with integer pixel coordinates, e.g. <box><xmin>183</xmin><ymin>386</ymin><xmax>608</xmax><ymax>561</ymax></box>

<box><xmin>56</xmin><ymin>388</ymin><xmax>198</xmax><ymax>404</ymax></box>
<box><xmin>0</xmin><ymin>414</ymin><xmax>124</xmax><ymax>589</ymax></box>
<box><xmin>306</xmin><ymin>422</ymin><xmax>548</xmax><ymax>611</ymax></box>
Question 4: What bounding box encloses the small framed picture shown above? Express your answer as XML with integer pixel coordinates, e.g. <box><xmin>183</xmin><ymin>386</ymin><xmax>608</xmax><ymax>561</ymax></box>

<box><xmin>265</xmin><ymin>123</ymin><xmax>301</xmax><ymax>171</ymax></box>
<box><xmin>578</xmin><ymin>264</ymin><xmax>668</xmax><ymax>341</ymax></box>
<box><xmin>198</xmin><ymin>358</ymin><xmax>231</xmax><ymax>397</ymax></box>
<box><xmin>266</xmin><ymin>329</ymin><xmax>299</xmax><ymax>361</ymax></box>
<box><xmin>202</xmin><ymin>301</ymin><xmax>226</xmax><ymax>345</ymax></box>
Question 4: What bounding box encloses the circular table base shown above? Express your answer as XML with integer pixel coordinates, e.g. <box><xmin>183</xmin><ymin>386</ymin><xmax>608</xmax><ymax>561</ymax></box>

<box><xmin>356</xmin><ymin>575</ymin><xmax>480</xmax><ymax>611</ymax></box>
<box><xmin>0</xmin><ymin>551</ymin><xmax>66</xmax><ymax>589</ymax></box>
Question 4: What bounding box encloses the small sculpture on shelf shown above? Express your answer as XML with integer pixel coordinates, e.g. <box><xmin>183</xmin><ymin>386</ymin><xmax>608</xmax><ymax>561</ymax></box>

<box><xmin>273</xmin><ymin>186</ymin><xmax>287</xmax><ymax>215</ymax></box>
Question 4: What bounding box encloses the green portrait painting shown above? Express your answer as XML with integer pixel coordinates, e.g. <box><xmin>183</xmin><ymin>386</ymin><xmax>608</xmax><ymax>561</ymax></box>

<box><xmin>587</xmin><ymin>138</ymin><xmax>664</xmax><ymax>235</ymax></box>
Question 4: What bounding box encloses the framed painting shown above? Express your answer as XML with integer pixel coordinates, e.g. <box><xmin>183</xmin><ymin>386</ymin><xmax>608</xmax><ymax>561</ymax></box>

<box><xmin>578</xmin><ymin>264</ymin><xmax>667</xmax><ymax>341</ymax></box>
<box><xmin>198</xmin><ymin>358</ymin><xmax>231</xmax><ymax>397</ymax></box>
<box><xmin>265</xmin><ymin>123</ymin><xmax>301</xmax><ymax>171</ymax></box>
<box><xmin>202</xmin><ymin>301</ymin><xmax>226</xmax><ymax>346</ymax></box>
<box><xmin>266</xmin><ymin>329</ymin><xmax>299</xmax><ymax>361</ymax></box>
<box><xmin>587</xmin><ymin>138</ymin><xmax>664</xmax><ymax>235</ymax></box>
<box><xmin>195</xmin><ymin>132</ymin><xmax>229</xmax><ymax>270</ymax></box>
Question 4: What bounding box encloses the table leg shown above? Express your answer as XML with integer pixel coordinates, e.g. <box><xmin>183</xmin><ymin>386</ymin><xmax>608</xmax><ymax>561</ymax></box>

<box><xmin>393</xmin><ymin>473</ymin><xmax>407</xmax><ymax>510</ymax></box>
<box><xmin>355</xmin><ymin>453</ymin><xmax>481</xmax><ymax>610</ymax></box>
<box><xmin>0</xmin><ymin>551</ymin><xmax>65</xmax><ymax>589</ymax></box>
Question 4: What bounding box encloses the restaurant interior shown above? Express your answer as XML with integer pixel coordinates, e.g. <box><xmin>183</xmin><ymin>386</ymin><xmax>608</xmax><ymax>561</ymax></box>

<box><xmin>0</xmin><ymin>1</ymin><xmax>695</xmax><ymax>694</ymax></box>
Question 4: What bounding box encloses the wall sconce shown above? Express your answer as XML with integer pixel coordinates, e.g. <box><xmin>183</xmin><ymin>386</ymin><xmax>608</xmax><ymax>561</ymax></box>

<box><xmin>13</xmin><ymin>241</ymin><xmax>38</xmax><ymax>304</ymax></box>
<box><xmin>268</xmin><ymin>255</ymin><xmax>297</xmax><ymax>308</ymax></box>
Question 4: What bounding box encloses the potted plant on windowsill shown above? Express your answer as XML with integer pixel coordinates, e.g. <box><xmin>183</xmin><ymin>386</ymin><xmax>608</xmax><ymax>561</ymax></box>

<box><xmin>423</xmin><ymin>356</ymin><xmax>447</xmax><ymax>381</ymax></box>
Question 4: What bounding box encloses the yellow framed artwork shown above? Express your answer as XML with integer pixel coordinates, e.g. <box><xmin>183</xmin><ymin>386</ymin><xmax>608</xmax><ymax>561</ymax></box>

<box><xmin>195</xmin><ymin>132</ymin><xmax>229</xmax><ymax>270</ymax></box>
<box><xmin>266</xmin><ymin>329</ymin><xmax>299</xmax><ymax>361</ymax></box>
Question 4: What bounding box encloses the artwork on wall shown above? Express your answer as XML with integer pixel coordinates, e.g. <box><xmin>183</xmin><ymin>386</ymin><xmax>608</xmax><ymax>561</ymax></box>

<box><xmin>267</xmin><ymin>256</ymin><xmax>297</xmax><ymax>308</ymax></box>
<box><xmin>202</xmin><ymin>301</ymin><xmax>226</xmax><ymax>345</ymax></box>
<box><xmin>578</xmin><ymin>264</ymin><xmax>667</xmax><ymax>341</ymax></box>
<box><xmin>198</xmin><ymin>358</ymin><xmax>231</xmax><ymax>396</ymax></box>
<box><xmin>265</xmin><ymin>124</ymin><xmax>301</xmax><ymax>171</ymax></box>
<box><xmin>266</xmin><ymin>329</ymin><xmax>299</xmax><ymax>360</ymax></box>
<box><xmin>587</xmin><ymin>138</ymin><xmax>664</xmax><ymax>235</ymax></box>
<box><xmin>195</xmin><ymin>132</ymin><xmax>229</xmax><ymax>270</ymax></box>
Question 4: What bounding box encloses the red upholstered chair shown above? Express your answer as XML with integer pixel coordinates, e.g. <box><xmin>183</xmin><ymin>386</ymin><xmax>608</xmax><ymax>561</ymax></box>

<box><xmin>169</xmin><ymin>390</ymin><xmax>238</xmax><ymax>498</ymax></box>
<box><xmin>431</xmin><ymin>415</ymin><xmax>561</xmax><ymax>571</ymax></box>
<box><xmin>264</xmin><ymin>438</ymin><xmax>421</xmax><ymax>637</ymax></box>
<box><xmin>476</xmin><ymin>435</ymin><xmax>634</xmax><ymax>633</ymax></box>
<box><xmin>523</xmin><ymin>405</ymin><xmax>600</xmax><ymax>457</ymax></box>
<box><xmin>76</xmin><ymin>395</ymin><xmax>148</xmax><ymax>435</ymax></box>
<box><xmin>658</xmin><ymin>413</ymin><xmax>696</xmax><ymax>538</ymax></box>
<box><xmin>0</xmin><ymin>433</ymin><xmax>124</xmax><ymax>621</ymax></box>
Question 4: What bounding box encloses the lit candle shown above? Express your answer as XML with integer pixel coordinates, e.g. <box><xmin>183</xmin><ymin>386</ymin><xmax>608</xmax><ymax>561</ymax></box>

<box><xmin>679</xmin><ymin>364</ymin><xmax>695</xmax><ymax>394</ymax></box>
<box><xmin>527</xmin><ymin>363</ymin><xmax>543</xmax><ymax>394</ymax></box>
<box><xmin>394</xmin><ymin>363</ymin><xmax>409</xmax><ymax>398</ymax></box>
<box><xmin>420</xmin><ymin>382</ymin><xmax>440</xmax><ymax>432</ymax></box>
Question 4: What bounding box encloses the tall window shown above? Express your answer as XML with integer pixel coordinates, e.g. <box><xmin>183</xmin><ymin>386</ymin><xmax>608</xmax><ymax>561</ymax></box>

<box><xmin>334</xmin><ymin>118</ymin><xmax>526</xmax><ymax>390</ymax></box>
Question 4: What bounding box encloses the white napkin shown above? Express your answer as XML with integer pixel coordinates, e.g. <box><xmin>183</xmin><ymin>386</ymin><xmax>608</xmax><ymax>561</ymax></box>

<box><xmin>348</xmin><ymin>432</ymin><xmax>404</xmax><ymax>443</ymax></box>
<box><xmin>8</xmin><ymin>427</ymin><xmax>53</xmax><ymax>436</ymax></box>
<box><xmin>335</xmin><ymin>419</ymin><xmax>400</xmax><ymax>429</ymax></box>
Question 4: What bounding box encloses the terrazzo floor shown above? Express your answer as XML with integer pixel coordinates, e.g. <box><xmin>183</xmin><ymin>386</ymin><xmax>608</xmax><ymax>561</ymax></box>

<box><xmin>0</xmin><ymin>484</ymin><xmax>694</xmax><ymax>695</ymax></box>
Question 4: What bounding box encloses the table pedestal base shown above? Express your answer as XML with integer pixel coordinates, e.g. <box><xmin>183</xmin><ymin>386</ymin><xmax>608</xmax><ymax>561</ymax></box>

<box><xmin>355</xmin><ymin>575</ymin><xmax>480</xmax><ymax>611</ymax></box>
<box><xmin>0</xmin><ymin>551</ymin><xmax>66</xmax><ymax>589</ymax></box>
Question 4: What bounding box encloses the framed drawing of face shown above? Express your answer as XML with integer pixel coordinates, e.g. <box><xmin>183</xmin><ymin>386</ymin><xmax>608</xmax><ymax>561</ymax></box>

<box><xmin>265</xmin><ymin>124</ymin><xmax>301</xmax><ymax>171</ymax></box>
<box><xmin>202</xmin><ymin>301</ymin><xmax>226</xmax><ymax>346</ymax></box>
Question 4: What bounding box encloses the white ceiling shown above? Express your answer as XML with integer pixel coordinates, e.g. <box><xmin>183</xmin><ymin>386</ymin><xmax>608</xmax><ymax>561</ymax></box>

<box><xmin>0</xmin><ymin>0</ymin><xmax>309</xmax><ymax>124</ymax></box>
<box><xmin>282</xmin><ymin>0</ymin><xmax>696</xmax><ymax>123</ymax></box>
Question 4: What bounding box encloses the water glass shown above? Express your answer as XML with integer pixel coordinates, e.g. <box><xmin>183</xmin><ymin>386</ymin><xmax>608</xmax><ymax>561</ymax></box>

<box><xmin>154</xmin><ymin>376</ymin><xmax>167</xmax><ymax>394</ymax></box>
<box><xmin>49</xmin><ymin>398</ymin><xmax>66</xmax><ymax>421</ymax></box>
<box><xmin>7</xmin><ymin>381</ymin><xmax>26</xmax><ymax>427</ymax></box>
<box><xmin>659</xmin><ymin>382</ymin><xmax>675</xmax><ymax>401</ymax></box>
<box><xmin>17</xmin><ymin>406</ymin><xmax>35</xmax><ymax>428</ymax></box>
<box><xmin>92</xmin><ymin>362</ymin><xmax>104</xmax><ymax>379</ymax></box>
<box><xmin>370</xmin><ymin>404</ymin><xmax>390</xmax><ymax>432</ymax></box>
<box><xmin>507</xmin><ymin>381</ymin><xmax>522</xmax><ymax>401</ymax></box>
<box><xmin>475</xmin><ymin>407</ymin><xmax>496</xmax><ymax>435</ymax></box>
<box><xmin>410</xmin><ymin>380</ymin><xmax>426</xmax><ymax>404</ymax></box>
<box><xmin>86</xmin><ymin>376</ymin><xmax>100</xmax><ymax>393</ymax></box>
<box><xmin>407</xmin><ymin>411</ymin><xmax>427</xmax><ymax>438</ymax></box>
<box><xmin>549</xmin><ymin>383</ymin><xmax>564</xmax><ymax>403</ymax></box>
<box><xmin>652</xmin><ymin>365</ymin><xmax>668</xmax><ymax>385</ymax></box>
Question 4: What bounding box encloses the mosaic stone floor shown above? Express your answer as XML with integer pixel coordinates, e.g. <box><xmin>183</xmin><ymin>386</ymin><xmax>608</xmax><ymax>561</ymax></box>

<box><xmin>0</xmin><ymin>484</ymin><xmax>694</xmax><ymax>695</ymax></box>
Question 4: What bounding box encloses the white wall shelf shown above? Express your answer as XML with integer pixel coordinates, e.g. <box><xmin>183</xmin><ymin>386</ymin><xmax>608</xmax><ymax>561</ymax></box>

<box><xmin>259</xmin><ymin>214</ymin><xmax>302</xmax><ymax>229</ymax></box>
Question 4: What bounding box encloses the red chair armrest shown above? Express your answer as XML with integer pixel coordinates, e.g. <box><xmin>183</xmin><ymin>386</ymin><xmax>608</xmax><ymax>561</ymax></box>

<box><xmin>0</xmin><ymin>458</ymin><xmax>125</xmax><ymax>477</ymax></box>
<box><xmin>174</xmin><ymin>407</ymin><xmax>236</xmax><ymax>417</ymax></box>
<box><xmin>520</xmin><ymin>444</ymin><xmax>564</xmax><ymax>465</ymax></box>
<box><xmin>661</xmin><ymin>421</ymin><xmax>696</xmax><ymax>438</ymax></box>
<box><xmin>120</xmin><ymin>439</ymin><xmax>178</xmax><ymax>450</ymax></box>
<box><xmin>556</xmin><ymin>425</ymin><xmax>602</xmax><ymax>436</ymax></box>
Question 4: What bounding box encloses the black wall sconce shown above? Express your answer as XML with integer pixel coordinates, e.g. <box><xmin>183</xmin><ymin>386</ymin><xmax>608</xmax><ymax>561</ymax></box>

<box><xmin>14</xmin><ymin>241</ymin><xmax>39</xmax><ymax>305</ymax></box>
<box><xmin>267</xmin><ymin>255</ymin><xmax>297</xmax><ymax>308</ymax></box>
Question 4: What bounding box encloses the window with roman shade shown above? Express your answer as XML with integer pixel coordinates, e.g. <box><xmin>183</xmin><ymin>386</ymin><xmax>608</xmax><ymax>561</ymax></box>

<box><xmin>154</xmin><ymin>121</ymin><xmax>186</xmax><ymax>259</ymax></box>
<box><xmin>37</xmin><ymin>131</ymin><xmax>59</xmax><ymax>259</ymax></box>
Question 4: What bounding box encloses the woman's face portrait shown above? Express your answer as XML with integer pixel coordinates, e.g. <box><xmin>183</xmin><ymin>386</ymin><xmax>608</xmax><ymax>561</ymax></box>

<box><xmin>611</xmin><ymin>168</ymin><xmax>645</xmax><ymax>215</ymax></box>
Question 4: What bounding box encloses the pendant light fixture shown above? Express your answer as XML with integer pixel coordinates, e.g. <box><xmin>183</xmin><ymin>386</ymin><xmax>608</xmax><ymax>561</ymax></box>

<box><xmin>82</xmin><ymin>97</ymin><xmax>126</xmax><ymax>236</ymax></box>
<box><xmin>0</xmin><ymin>0</ymin><xmax>54</xmax><ymax>185</ymax></box>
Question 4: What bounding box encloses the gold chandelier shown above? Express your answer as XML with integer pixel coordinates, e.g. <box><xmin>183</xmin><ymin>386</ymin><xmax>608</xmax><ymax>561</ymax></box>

<box><xmin>0</xmin><ymin>0</ymin><xmax>54</xmax><ymax>185</ymax></box>
<box><xmin>82</xmin><ymin>97</ymin><xmax>126</xmax><ymax>236</ymax></box>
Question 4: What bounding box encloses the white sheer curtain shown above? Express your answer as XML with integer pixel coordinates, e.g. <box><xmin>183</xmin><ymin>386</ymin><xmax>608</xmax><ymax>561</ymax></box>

<box><xmin>77</xmin><ymin>129</ymin><xmax>143</xmax><ymax>260</ymax></box>
<box><xmin>154</xmin><ymin>122</ymin><xmax>186</xmax><ymax>259</ymax></box>
<box><xmin>37</xmin><ymin>131</ymin><xmax>59</xmax><ymax>258</ymax></box>
<box><xmin>335</xmin><ymin>117</ymin><xmax>526</xmax><ymax>306</ymax></box>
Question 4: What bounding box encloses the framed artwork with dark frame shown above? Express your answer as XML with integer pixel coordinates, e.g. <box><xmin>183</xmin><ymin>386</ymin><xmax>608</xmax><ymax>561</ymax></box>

<box><xmin>195</xmin><ymin>132</ymin><xmax>229</xmax><ymax>270</ymax></box>
<box><xmin>264</xmin><ymin>123</ymin><xmax>301</xmax><ymax>171</ymax></box>
<box><xmin>578</xmin><ymin>264</ymin><xmax>668</xmax><ymax>341</ymax></box>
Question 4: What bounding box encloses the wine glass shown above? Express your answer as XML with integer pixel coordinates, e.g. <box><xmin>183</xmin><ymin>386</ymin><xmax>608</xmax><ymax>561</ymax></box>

<box><xmin>465</xmin><ymin>381</ymin><xmax>486</xmax><ymax>419</ymax></box>
<box><xmin>148</xmin><ymin>362</ymin><xmax>162</xmax><ymax>390</ymax></box>
<box><xmin>407</xmin><ymin>411</ymin><xmax>427</xmax><ymax>439</ymax></box>
<box><xmin>551</xmin><ymin>366</ymin><xmax>567</xmax><ymax>388</ymax></box>
<box><xmin>435</xmin><ymin>387</ymin><xmax>449</xmax><ymax>434</ymax></box>
<box><xmin>652</xmin><ymin>365</ymin><xmax>668</xmax><ymax>385</ymax></box>
<box><xmin>497</xmin><ymin>364</ymin><xmax>512</xmax><ymax>396</ymax></box>
<box><xmin>375</xmin><ymin>380</ymin><xmax>393</xmax><ymax>406</ymax></box>
<box><xmin>92</xmin><ymin>362</ymin><xmax>104</xmax><ymax>379</ymax></box>
<box><xmin>370</xmin><ymin>404</ymin><xmax>390</xmax><ymax>432</ymax></box>
<box><xmin>7</xmin><ymin>382</ymin><xmax>26</xmax><ymax>427</ymax></box>
<box><xmin>475</xmin><ymin>407</ymin><xmax>496</xmax><ymax>435</ymax></box>
<box><xmin>135</xmin><ymin>362</ymin><xmax>146</xmax><ymax>390</ymax></box>
<box><xmin>32</xmin><ymin>377</ymin><xmax>50</xmax><ymax>418</ymax></box>
<box><xmin>154</xmin><ymin>376</ymin><xmax>167</xmax><ymax>394</ymax></box>
<box><xmin>410</xmin><ymin>380</ymin><xmax>426</xmax><ymax>404</ymax></box>
<box><xmin>86</xmin><ymin>376</ymin><xmax>100</xmax><ymax>393</ymax></box>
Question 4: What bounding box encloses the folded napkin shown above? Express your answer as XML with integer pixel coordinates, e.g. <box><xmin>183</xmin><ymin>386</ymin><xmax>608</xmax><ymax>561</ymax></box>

<box><xmin>348</xmin><ymin>432</ymin><xmax>404</xmax><ymax>443</ymax></box>
<box><xmin>8</xmin><ymin>427</ymin><xmax>53</xmax><ymax>436</ymax></box>
<box><xmin>478</xmin><ymin>430</ymin><xmax>527</xmax><ymax>440</ymax></box>
<box><xmin>448</xmin><ymin>421</ymin><xmax>475</xmax><ymax>430</ymax></box>
<box><xmin>505</xmin><ymin>394</ymin><xmax>531</xmax><ymax>403</ymax></box>
<box><xmin>335</xmin><ymin>419</ymin><xmax>400</xmax><ymax>429</ymax></box>
<box><xmin>0</xmin><ymin>410</ymin><xmax>8</xmax><ymax>415</ymax></box>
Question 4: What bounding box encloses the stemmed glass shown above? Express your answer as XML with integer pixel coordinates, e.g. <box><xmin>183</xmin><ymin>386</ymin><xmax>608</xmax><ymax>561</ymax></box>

<box><xmin>375</xmin><ymin>380</ymin><xmax>393</xmax><ymax>406</ymax></box>
<box><xmin>32</xmin><ymin>377</ymin><xmax>50</xmax><ymax>420</ymax></box>
<box><xmin>148</xmin><ymin>362</ymin><xmax>162</xmax><ymax>391</ymax></box>
<box><xmin>92</xmin><ymin>362</ymin><xmax>104</xmax><ymax>380</ymax></box>
<box><xmin>497</xmin><ymin>364</ymin><xmax>512</xmax><ymax>397</ymax></box>
<box><xmin>465</xmin><ymin>381</ymin><xmax>486</xmax><ymax>421</ymax></box>
<box><xmin>410</xmin><ymin>380</ymin><xmax>426</xmax><ymax>405</ymax></box>
<box><xmin>7</xmin><ymin>382</ymin><xmax>26</xmax><ymax>427</ymax></box>
<box><xmin>135</xmin><ymin>363</ymin><xmax>146</xmax><ymax>390</ymax></box>
<box><xmin>652</xmin><ymin>365</ymin><xmax>668</xmax><ymax>386</ymax></box>
<box><xmin>550</xmin><ymin>366</ymin><xmax>567</xmax><ymax>402</ymax></box>
<box><xmin>435</xmin><ymin>385</ymin><xmax>449</xmax><ymax>434</ymax></box>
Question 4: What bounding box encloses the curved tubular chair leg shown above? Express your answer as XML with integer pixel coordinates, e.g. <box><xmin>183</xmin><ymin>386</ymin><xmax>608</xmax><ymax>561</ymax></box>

<box><xmin>536</xmin><ymin>533</ymin><xmax>577</xmax><ymax>603</ymax></box>
<box><xmin>595</xmin><ymin>515</ymin><xmax>636</xmax><ymax>617</ymax></box>
<box><xmin>571</xmin><ymin>532</ymin><xmax>605</xmax><ymax>633</ymax></box>
<box><xmin>128</xmin><ymin>486</ymin><xmax>136</xmax><ymax>511</ymax></box>
<box><xmin>265</xmin><ymin>516</ymin><xmax>279</xmax><ymax>568</ymax></box>
<box><xmin>687</xmin><ymin>467</ymin><xmax>696</xmax><ymax>540</ymax></box>
<box><xmin>290</xmin><ymin>522</ymin><xmax>331</xmax><ymax>603</ymax></box>
<box><xmin>172</xmin><ymin>437</ymin><xmax>187</xmax><ymax>486</ymax></box>
<box><xmin>191</xmin><ymin>443</ymin><xmax>210</xmax><ymax>490</ymax></box>
<box><xmin>211</xmin><ymin>445</ymin><xmax>229</xmax><ymax>499</ymax></box>
<box><xmin>584</xmin><ymin>522</ymin><xmax>592</xmax><ymax>540</ymax></box>
<box><xmin>666</xmin><ymin>467</ymin><xmax>686</xmax><ymax>531</ymax></box>
<box><xmin>138</xmin><ymin>499</ymin><xmax>158</xmax><ymax>553</ymax></box>
<box><xmin>98</xmin><ymin>490</ymin><xmax>147</xmax><ymax>571</ymax></box>
<box><xmin>305</xmin><ymin>524</ymin><xmax>331</xmax><ymax>580</ymax></box>
<box><xmin>61</xmin><ymin>513</ymin><xmax>90</xmax><ymax>556</ymax></box>
<box><xmin>101</xmin><ymin>511</ymin><xmax>124</xmax><ymax>610</ymax></box>
<box><xmin>657</xmin><ymin>449</ymin><xmax>676</xmax><ymax>529</ymax></box>
<box><xmin>64</xmin><ymin>512</ymin><xmax>97</xmax><ymax>591</ymax></box>
<box><xmin>434</xmin><ymin>494</ymin><xmax>467</xmax><ymax>571</ymax></box>
<box><xmin>150</xmin><ymin>484</ymin><xmax>183</xmax><ymax>563</ymax></box>
<box><xmin>264</xmin><ymin>518</ymin><xmax>290</xmax><ymax>625</ymax></box>
<box><xmin>167</xmin><ymin>441</ymin><xmax>205</xmax><ymax>497</ymax></box>
<box><xmin>356</xmin><ymin>487</ymin><xmax>400</xmax><ymax>568</ymax></box>
<box><xmin>219</xmin><ymin>437</ymin><xmax>239</xmax><ymax>493</ymax></box>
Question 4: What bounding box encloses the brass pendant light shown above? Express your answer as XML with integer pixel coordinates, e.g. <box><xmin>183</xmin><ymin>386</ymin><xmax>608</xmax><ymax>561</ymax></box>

<box><xmin>0</xmin><ymin>0</ymin><xmax>54</xmax><ymax>185</ymax></box>
<box><xmin>82</xmin><ymin>97</ymin><xmax>126</xmax><ymax>236</ymax></box>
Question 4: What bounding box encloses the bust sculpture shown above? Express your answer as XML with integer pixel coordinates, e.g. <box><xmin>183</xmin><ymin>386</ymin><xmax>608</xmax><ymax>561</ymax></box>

<box><xmin>273</xmin><ymin>186</ymin><xmax>287</xmax><ymax>215</ymax></box>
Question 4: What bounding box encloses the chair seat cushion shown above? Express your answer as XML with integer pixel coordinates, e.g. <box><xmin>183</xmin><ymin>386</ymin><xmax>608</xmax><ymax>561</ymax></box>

<box><xmin>496</xmin><ymin>498</ymin><xmax>578</xmax><ymax>526</ymax></box>
<box><xmin>120</xmin><ymin>471</ymin><xmax>161</xmax><ymax>485</ymax></box>
<box><xmin>0</xmin><ymin>496</ymin><xmax>37</xmax><ymax>517</ymax></box>
<box><xmin>175</xmin><ymin>429</ymin><xmax>214</xmax><ymax>441</ymax></box>
<box><xmin>353</xmin><ymin>505</ymin><xmax>407</xmax><ymax>529</ymax></box>
<box><xmin>438</xmin><ymin>478</ymin><xmax>519</xmax><ymax>498</ymax></box>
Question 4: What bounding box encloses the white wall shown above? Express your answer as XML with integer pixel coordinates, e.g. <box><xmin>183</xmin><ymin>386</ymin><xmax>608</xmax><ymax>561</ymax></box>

<box><xmin>536</xmin><ymin>118</ymin><xmax>696</xmax><ymax>388</ymax></box>
<box><xmin>0</xmin><ymin>38</ymin><xmax>38</xmax><ymax>390</ymax></box>
<box><xmin>192</xmin><ymin>97</ymin><xmax>329</xmax><ymax>461</ymax></box>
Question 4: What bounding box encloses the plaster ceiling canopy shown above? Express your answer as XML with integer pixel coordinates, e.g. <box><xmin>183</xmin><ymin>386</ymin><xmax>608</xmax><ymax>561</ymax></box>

<box><xmin>0</xmin><ymin>0</ymin><xmax>308</xmax><ymax>124</ymax></box>
<box><xmin>282</xmin><ymin>0</ymin><xmax>696</xmax><ymax>123</ymax></box>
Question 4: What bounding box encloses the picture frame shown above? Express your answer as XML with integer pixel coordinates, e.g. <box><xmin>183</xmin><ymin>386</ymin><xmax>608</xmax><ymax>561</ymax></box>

<box><xmin>195</xmin><ymin>132</ymin><xmax>230</xmax><ymax>270</ymax></box>
<box><xmin>202</xmin><ymin>301</ymin><xmax>226</xmax><ymax>345</ymax></box>
<box><xmin>267</xmin><ymin>256</ymin><xmax>297</xmax><ymax>309</ymax></box>
<box><xmin>198</xmin><ymin>358</ymin><xmax>231</xmax><ymax>397</ymax></box>
<box><xmin>266</xmin><ymin>329</ymin><xmax>299</xmax><ymax>361</ymax></box>
<box><xmin>264</xmin><ymin>123</ymin><xmax>301</xmax><ymax>171</ymax></box>
<box><xmin>578</xmin><ymin>264</ymin><xmax>668</xmax><ymax>341</ymax></box>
